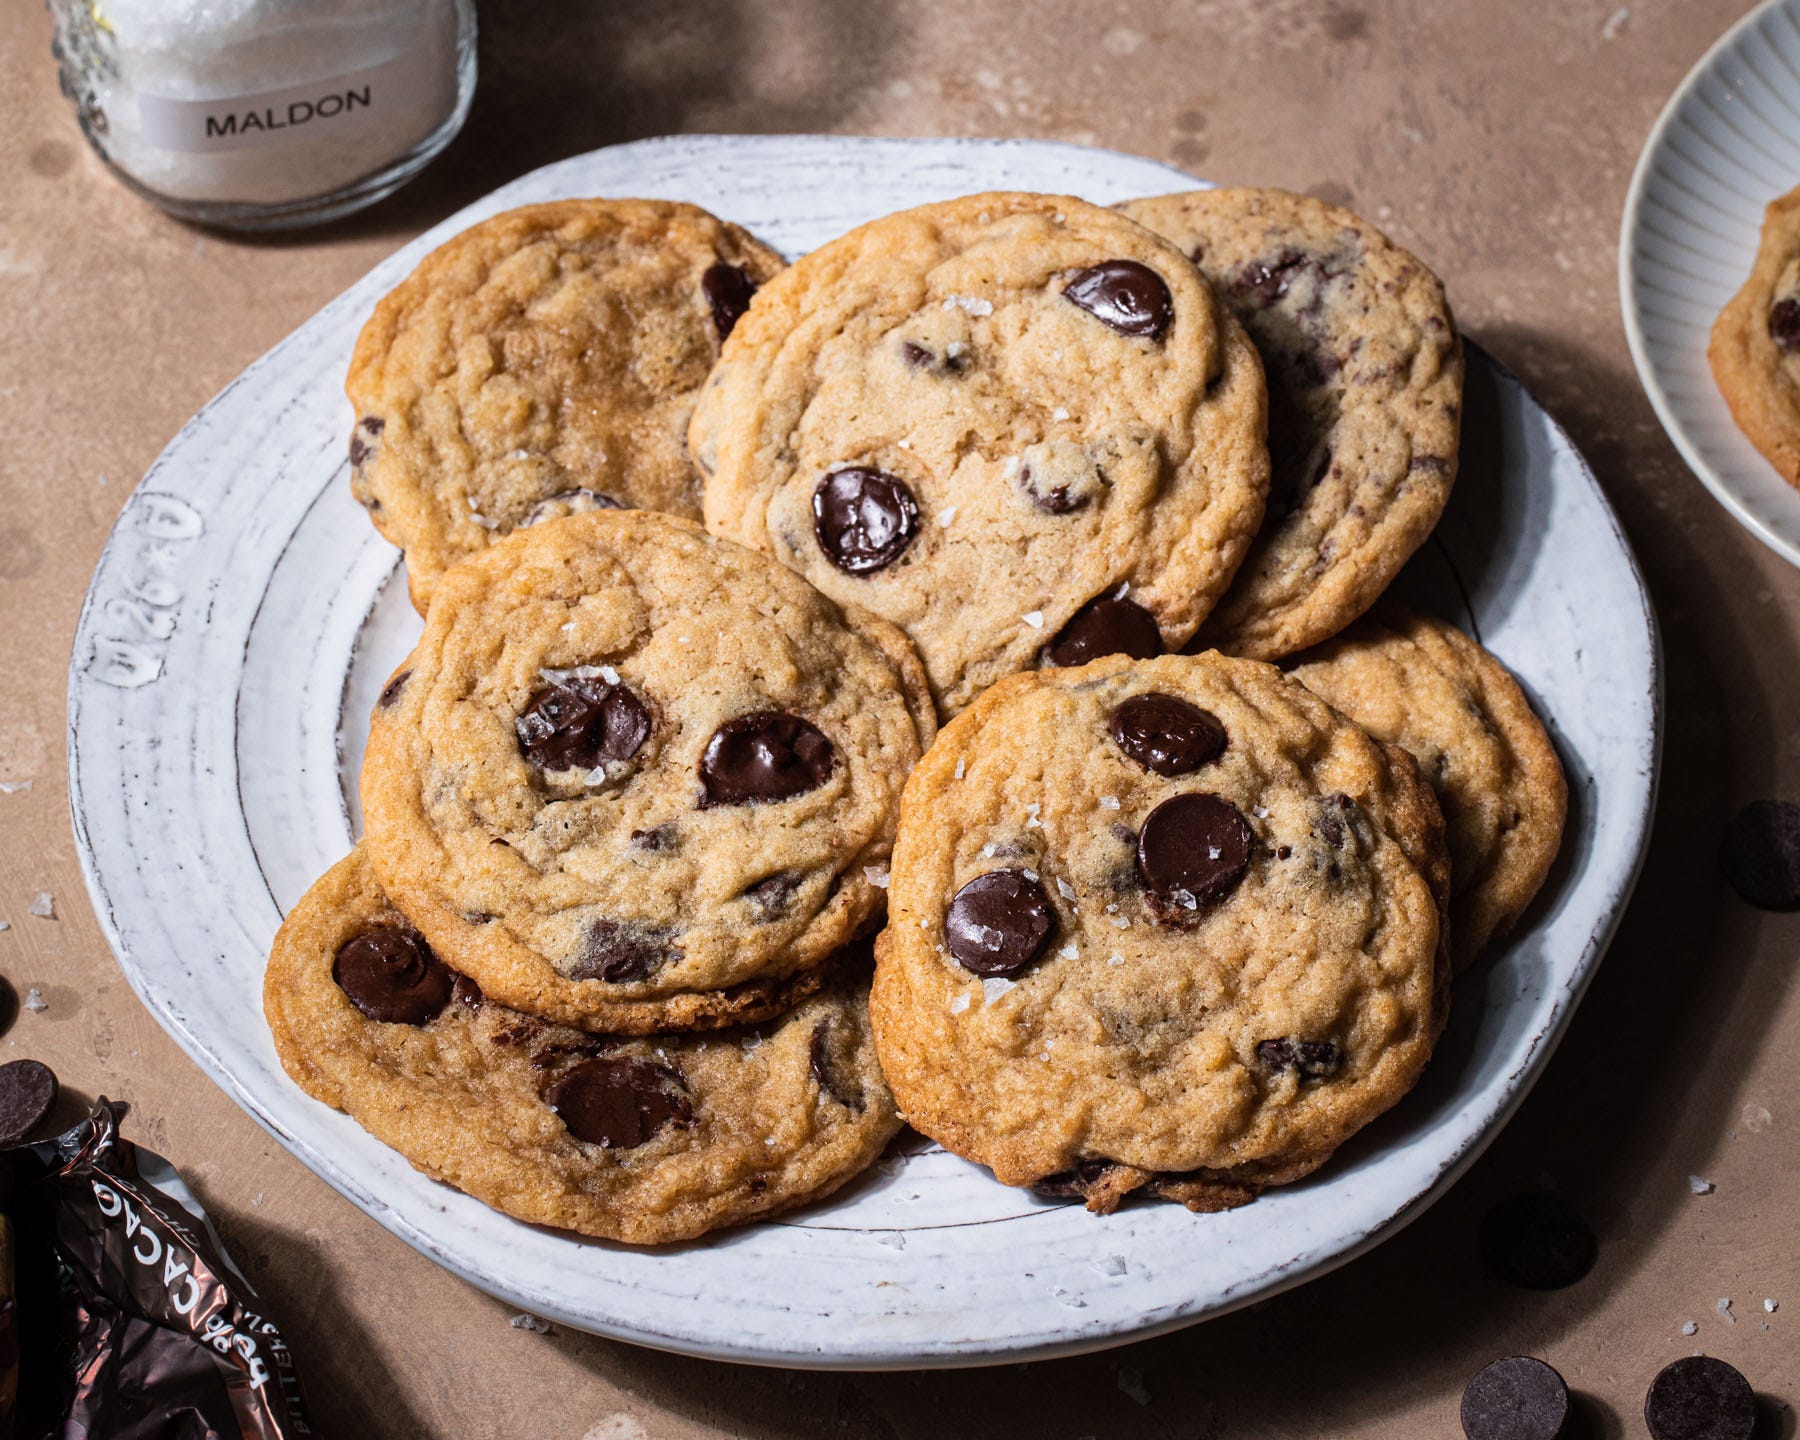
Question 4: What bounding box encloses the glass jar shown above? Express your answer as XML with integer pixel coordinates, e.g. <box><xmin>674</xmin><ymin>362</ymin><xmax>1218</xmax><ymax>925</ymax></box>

<box><xmin>48</xmin><ymin>0</ymin><xmax>477</xmax><ymax>231</ymax></box>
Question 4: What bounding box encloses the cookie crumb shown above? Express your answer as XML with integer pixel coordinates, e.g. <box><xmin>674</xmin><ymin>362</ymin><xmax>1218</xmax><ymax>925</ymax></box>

<box><xmin>1717</xmin><ymin>1297</ymin><xmax>1735</xmax><ymax>1324</ymax></box>
<box><xmin>864</xmin><ymin>865</ymin><xmax>890</xmax><ymax>889</ymax></box>
<box><xmin>509</xmin><ymin>1313</ymin><xmax>553</xmax><ymax>1333</ymax></box>
<box><xmin>27</xmin><ymin>893</ymin><xmax>53</xmax><ymax>920</ymax></box>
<box><xmin>23</xmin><ymin>988</ymin><xmax>46</xmax><ymax>1013</ymax></box>
<box><xmin>1022</xmin><ymin>611</ymin><xmax>1045</xmax><ymax>629</ymax></box>
<box><xmin>1688</xmin><ymin>1174</ymin><xmax>1714</xmax><ymax>1195</ymax></box>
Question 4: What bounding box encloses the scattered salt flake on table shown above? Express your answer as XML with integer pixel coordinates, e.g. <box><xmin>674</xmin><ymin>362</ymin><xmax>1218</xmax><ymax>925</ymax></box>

<box><xmin>0</xmin><ymin>780</ymin><xmax>31</xmax><ymax>795</ymax></box>
<box><xmin>27</xmin><ymin>893</ymin><xmax>54</xmax><ymax>920</ymax></box>
<box><xmin>251</xmin><ymin>1192</ymin><xmax>264</xmax><ymax>1206</ymax></box>
<box><xmin>1094</xmin><ymin>1255</ymin><xmax>1127</xmax><ymax>1277</ymax></box>
<box><xmin>1099</xmin><ymin>795</ymin><xmax>1120</xmax><ymax>810</ymax></box>
<box><xmin>938</xmin><ymin>506</ymin><xmax>957</xmax><ymax>525</ymax></box>
<box><xmin>1601</xmin><ymin>6</ymin><xmax>1630</xmax><ymax>38</ymax></box>
<box><xmin>949</xmin><ymin>992</ymin><xmax>970</xmax><ymax>1014</ymax></box>
<box><xmin>1766</xmin><ymin>1298</ymin><xmax>1779</xmax><ymax>1313</ymax></box>
<box><xmin>23</xmin><ymin>988</ymin><xmax>46</xmax><ymax>1013</ymax></box>
<box><xmin>864</xmin><ymin>865</ymin><xmax>890</xmax><ymax>889</ymax></box>
<box><xmin>1022</xmin><ymin>611</ymin><xmax>1045</xmax><ymax>629</ymax></box>
<box><xmin>1681</xmin><ymin>1321</ymin><xmax>1698</xmax><ymax>1336</ymax></box>
<box><xmin>1056</xmin><ymin>878</ymin><xmax>1077</xmax><ymax>900</ymax></box>
<box><xmin>1117</xmin><ymin>1366</ymin><xmax>1152</xmax><ymax>1406</ymax></box>
<box><xmin>1051</xmin><ymin>1287</ymin><xmax>1086</xmax><ymax>1309</ymax></box>
<box><xmin>982</xmin><ymin>977</ymin><xmax>1016</xmax><ymax>1004</ymax></box>
<box><xmin>1688</xmin><ymin>1175</ymin><xmax>1714</xmax><ymax>1195</ymax></box>
<box><xmin>509</xmin><ymin>1313</ymin><xmax>553</xmax><ymax>1333</ymax></box>
<box><xmin>1058</xmin><ymin>943</ymin><xmax>1078</xmax><ymax>960</ymax></box>
<box><xmin>1717</xmin><ymin>1297</ymin><xmax>1735</xmax><ymax>1324</ymax></box>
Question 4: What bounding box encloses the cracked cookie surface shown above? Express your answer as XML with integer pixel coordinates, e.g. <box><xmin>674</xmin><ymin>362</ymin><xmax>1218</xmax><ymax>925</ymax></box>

<box><xmin>348</xmin><ymin>199</ymin><xmax>786</xmax><ymax>609</ymax></box>
<box><xmin>694</xmin><ymin>191</ymin><xmax>1269</xmax><ymax>716</ymax></box>
<box><xmin>1709</xmin><ymin>183</ymin><xmax>1800</xmax><ymax>487</ymax></box>
<box><xmin>870</xmin><ymin>651</ymin><xmax>1450</xmax><ymax>1214</ymax></box>
<box><xmin>360</xmin><ymin>510</ymin><xmax>934</xmax><ymax>1034</ymax></box>
<box><xmin>1120</xmin><ymin>188</ymin><xmax>1463</xmax><ymax>660</ymax></box>
<box><xmin>264</xmin><ymin>849</ymin><xmax>900</xmax><ymax>1244</ymax></box>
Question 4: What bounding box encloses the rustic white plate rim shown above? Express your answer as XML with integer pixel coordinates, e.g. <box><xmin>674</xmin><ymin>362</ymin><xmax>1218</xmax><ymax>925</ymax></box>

<box><xmin>68</xmin><ymin>133</ymin><xmax>1660</xmax><ymax>1369</ymax></box>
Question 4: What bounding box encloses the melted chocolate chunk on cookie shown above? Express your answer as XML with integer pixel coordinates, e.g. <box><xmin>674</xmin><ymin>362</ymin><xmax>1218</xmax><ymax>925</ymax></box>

<box><xmin>1232</xmin><ymin>249</ymin><xmax>1316</xmax><ymax>310</ymax></box>
<box><xmin>1045</xmin><ymin>595</ymin><xmax>1163</xmax><ymax>668</ymax></box>
<box><xmin>628</xmin><ymin>822</ymin><xmax>679</xmax><ymax>853</ymax></box>
<box><xmin>703</xmin><ymin>262</ymin><xmax>759</xmax><ymax>342</ymax></box>
<box><xmin>1109</xmin><ymin>694</ymin><xmax>1228</xmax><ymax>775</ymax></box>
<box><xmin>452</xmin><ymin>972</ymin><xmax>484</xmax><ymax>1009</ymax></box>
<box><xmin>1135</xmin><ymin>793</ymin><xmax>1254</xmax><ymax>921</ymax></box>
<box><xmin>0</xmin><ymin>1058</ymin><xmax>58</xmax><ymax>1147</ymax></box>
<box><xmin>523</xmin><ymin>488</ymin><xmax>625</xmax><ymax>527</ymax></box>
<box><xmin>812</xmin><ymin>467</ymin><xmax>920</xmax><ymax>574</ymax></box>
<box><xmin>570</xmin><ymin>919</ymin><xmax>679</xmax><ymax>983</ymax></box>
<box><xmin>1770</xmin><ymin>296</ymin><xmax>1800</xmax><ymax>352</ymax></box>
<box><xmin>808</xmin><ymin>1015</ymin><xmax>867</xmax><ymax>1111</ymax></box>
<box><xmin>332</xmin><ymin>925</ymin><xmax>453</xmax><ymax>1025</ymax></box>
<box><xmin>1314</xmin><ymin>792</ymin><xmax>1361</xmax><ymax>848</ymax></box>
<box><xmin>945</xmin><ymin>869</ymin><xmax>1055</xmax><ymax>977</ymax></box>
<box><xmin>700</xmin><ymin>711</ymin><xmax>836</xmax><ymax>805</ymax></box>
<box><xmin>1255</xmin><ymin>1037</ymin><xmax>1343</xmax><ymax>1079</ymax></box>
<box><xmin>743</xmin><ymin>871</ymin><xmax>803</xmax><ymax>918</ymax></box>
<box><xmin>1644</xmin><ymin>1356</ymin><xmax>1757</xmax><ymax>1440</ymax></box>
<box><xmin>378</xmin><ymin>669</ymin><xmax>410</xmax><ymax>709</ymax></box>
<box><xmin>516</xmin><ymin>676</ymin><xmax>652</xmax><ymax>771</ymax></box>
<box><xmin>1460</xmin><ymin>1356</ymin><xmax>1571</xmax><ymax>1440</ymax></box>
<box><xmin>1480</xmin><ymin>1193</ymin><xmax>1596</xmax><ymax>1290</ymax></box>
<box><xmin>545</xmin><ymin>1056</ymin><xmax>693</xmax><ymax>1149</ymax></box>
<box><xmin>1062</xmin><ymin>260</ymin><xmax>1173</xmax><ymax>339</ymax></box>
<box><xmin>1021</xmin><ymin>461</ymin><xmax>1088</xmax><ymax>514</ymax></box>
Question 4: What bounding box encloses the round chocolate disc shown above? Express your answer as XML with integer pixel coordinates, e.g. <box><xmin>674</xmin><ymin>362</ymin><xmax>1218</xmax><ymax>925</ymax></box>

<box><xmin>1046</xmin><ymin>595</ymin><xmax>1164</xmax><ymax>668</ymax></box>
<box><xmin>945</xmin><ymin>869</ymin><xmax>1056</xmax><ymax>977</ymax></box>
<box><xmin>1134</xmin><ymin>792</ymin><xmax>1254</xmax><ymax>917</ymax></box>
<box><xmin>1644</xmin><ymin>1356</ymin><xmax>1757</xmax><ymax>1440</ymax></box>
<box><xmin>545</xmin><ymin>1056</ymin><xmax>693</xmax><ymax>1149</ymax></box>
<box><xmin>515</xmin><ymin>676</ymin><xmax>652</xmax><ymax>772</ymax></box>
<box><xmin>1479</xmin><ymin>1193</ymin><xmax>1596</xmax><ymax>1290</ymax></box>
<box><xmin>700</xmin><ymin>710</ymin><xmax>836</xmax><ymax>805</ymax></box>
<box><xmin>1460</xmin><ymin>1355</ymin><xmax>1570</xmax><ymax>1440</ymax></box>
<box><xmin>703</xmin><ymin>262</ymin><xmax>758</xmax><ymax>342</ymax></box>
<box><xmin>812</xmin><ymin>467</ymin><xmax>920</xmax><ymax>574</ymax></box>
<box><xmin>0</xmin><ymin>1058</ymin><xmax>58</xmax><ymax>1147</ymax></box>
<box><xmin>1720</xmin><ymin>799</ymin><xmax>1800</xmax><ymax>908</ymax></box>
<box><xmin>1109</xmin><ymin>693</ymin><xmax>1228</xmax><ymax>775</ymax></box>
<box><xmin>332</xmin><ymin>926</ymin><xmax>454</xmax><ymax>1025</ymax></box>
<box><xmin>1061</xmin><ymin>260</ymin><xmax>1173</xmax><ymax>339</ymax></box>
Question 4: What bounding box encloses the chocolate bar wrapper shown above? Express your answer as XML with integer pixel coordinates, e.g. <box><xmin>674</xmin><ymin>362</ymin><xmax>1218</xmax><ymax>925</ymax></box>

<box><xmin>4</xmin><ymin>1097</ymin><xmax>313</xmax><ymax>1438</ymax></box>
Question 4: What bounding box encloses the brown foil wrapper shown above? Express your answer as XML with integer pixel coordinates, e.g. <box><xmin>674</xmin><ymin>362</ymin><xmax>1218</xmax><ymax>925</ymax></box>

<box><xmin>3</xmin><ymin>1098</ymin><xmax>313</xmax><ymax>1439</ymax></box>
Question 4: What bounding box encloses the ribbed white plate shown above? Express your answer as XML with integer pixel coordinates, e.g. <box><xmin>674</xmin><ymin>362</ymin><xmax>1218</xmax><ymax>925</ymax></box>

<box><xmin>69</xmin><ymin>135</ymin><xmax>1659</xmax><ymax>1368</ymax></box>
<box><xmin>1621</xmin><ymin>0</ymin><xmax>1800</xmax><ymax>565</ymax></box>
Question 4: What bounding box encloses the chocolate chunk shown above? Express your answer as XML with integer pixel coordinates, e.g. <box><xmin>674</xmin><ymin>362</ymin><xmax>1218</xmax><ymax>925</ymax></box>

<box><xmin>1720</xmin><ymin>799</ymin><xmax>1800</xmax><ymax>908</ymax></box>
<box><xmin>1460</xmin><ymin>1356</ymin><xmax>1570</xmax><ymax>1440</ymax></box>
<box><xmin>1410</xmin><ymin>454</ymin><xmax>1453</xmax><ymax>476</ymax></box>
<box><xmin>348</xmin><ymin>433</ymin><xmax>371</xmax><ymax>467</ymax></box>
<box><xmin>1032</xmin><ymin>1158</ymin><xmax>1119</xmax><ymax>1200</ymax></box>
<box><xmin>1232</xmin><ymin>249</ymin><xmax>1313</xmax><ymax>309</ymax></box>
<box><xmin>703</xmin><ymin>262</ymin><xmax>758</xmax><ymax>341</ymax></box>
<box><xmin>628</xmin><ymin>822</ymin><xmax>678</xmax><ymax>853</ymax></box>
<box><xmin>699</xmin><ymin>711</ymin><xmax>836</xmax><ymax>805</ymax></box>
<box><xmin>743</xmin><ymin>871</ymin><xmax>802</xmax><ymax>918</ymax></box>
<box><xmin>1135</xmin><ymin>793</ymin><xmax>1254</xmax><ymax>919</ymax></box>
<box><xmin>545</xmin><ymin>1056</ymin><xmax>693</xmax><ymax>1149</ymax></box>
<box><xmin>1062</xmin><ymin>260</ymin><xmax>1173</xmax><ymax>339</ymax></box>
<box><xmin>1480</xmin><ymin>1193</ymin><xmax>1596</xmax><ymax>1290</ymax></box>
<box><xmin>1045</xmin><ymin>596</ymin><xmax>1163</xmax><ymax>668</ymax></box>
<box><xmin>0</xmin><ymin>1058</ymin><xmax>57</xmax><ymax>1146</ymax></box>
<box><xmin>378</xmin><ymin>669</ymin><xmax>410</xmax><ymax>709</ymax></box>
<box><xmin>1315</xmin><ymin>792</ymin><xmax>1358</xmax><ymax>848</ymax></box>
<box><xmin>900</xmin><ymin>339</ymin><xmax>968</xmax><ymax>374</ymax></box>
<box><xmin>332</xmin><ymin>926</ymin><xmax>453</xmax><ymax>1025</ymax></box>
<box><xmin>1644</xmin><ymin>1355</ymin><xmax>1757</xmax><ymax>1440</ymax></box>
<box><xmin>945</xmin><ymin>869</ymin><xmax>1056</xmax><ymax>977</ymax></box>
<box><xmin>522</xmin><ymin>488</ymin><xmax>624</xmax><ymax>527</ymax></box>
<box><xmin>570</xmin><ymin>919</ymin><xmax>676</xmax><ymax>983</ymax></box>
<box><xmin>808</xmin><ymin>1015</ymin><xmax>866</xmax><ymax>1111</ymax></box>
<box><xmin>901</xmin><ymin>340</ymin><xmax>934</xmax><ymax>368</ymax></box>
<box><xmin>1109</xmin><ymin>693</ymin><xmax>1228</xmax><ymax>775</ymax></box>
<box><xmin>1255</xmin><ymin>1037</ymin><xmax>1343</xmax><ymax>1079</ymax></box>
<box><xmin>452</xmin><ymin>972</ymin><xmax>484</xmax><ymax>1009</ymax></box>
<box><xmin>1021</xmin><ymin>461</ymin><xmax>1089</xmax><ymax>514</ymax></box>
<box><xmin>812</xmin><ymin>467</ymin><xmax>920</xmax><ymax>574</ymax></box>
<box><xmin>1770</xmin><ymin>297</ymin><xmax>1800</xmax><ymax>352</ymax></box>
<box><xmin>516</xmin><ymin>675</ymin><xmax>652</xmax><ymax>771</ymax></box>
<box><xmin>360</xmin><ymin>415</ymin><xmax>385</xmax><ymax>435</ymax></box>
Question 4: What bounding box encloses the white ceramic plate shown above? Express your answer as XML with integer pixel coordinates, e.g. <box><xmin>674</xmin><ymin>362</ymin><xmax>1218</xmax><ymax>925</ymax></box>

<box><xmin>1620</xmin><ymin>0</ymin><xmax>1800</xmax><ymax>566</ymax></box>
<box><xmin>69</xmin><ymin>135</ymin><xmax>1659</xmax><ymax>1369</ymax></box>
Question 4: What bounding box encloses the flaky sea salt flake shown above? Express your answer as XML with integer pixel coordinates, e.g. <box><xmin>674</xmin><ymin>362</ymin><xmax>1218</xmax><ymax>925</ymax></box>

<box><xmin>1022</xmin><ymin>611</ymin><xmax>1045</xmax><ymax>629</ymax></box>
<box><xmin>1094</xmin><ymin>1255</ymin><xmax>1127</xmax><ymax>1276</ymax></box>
<box><xmin>1107</xmin><ymin>953</ymin><xmax>1124</xmax><ymax>967</ymax></box>
<box><xmin>1059</xmin><ymin>943</ymin><xmax>1078</xmax><ymax>960</ymax></box>
<box><xmin>23</xmin><ymin>987</ymin><xmax>45</xmax><ymax>1012</ymax></box>
<box><xmin>982</xmin><ymin>977</ymin><xmax>1016</xmax><ymax>1005</ymax></box>
<box><xmin>1022</xmin><ymin>868</ymin><xmax>1039</xmax><ymax>882</ymax></box>
<box><xmin>1056</xmin><ymin>878</ymin><xmax>1077</xmax><ymax>900</ymax></box>
<box><xmin>938</xmin><ymin>506</ymin><xmax>958</xmax><ymax>525</ymax></box>
<box><xmin>28</xmin><ymin>893</ymin><xmax>54</xmax><ymax>920</ymax></box>
<box><xmin>1688</xmin><ymin>1174</ymin><xmax>1715</xmax><ymax>1195</ymax></box>
<box><xmin>599</xmin><ymin>665</ymin><xmax>620</xmax><ymax>685</ymax></box>
<box><xmin>943</xmin><ymin>295</ymin><xmax>993</xmax><ymax>316</ymax></box>
<box><xmin>1099</xmin><ymin>795</ymin><xmax>1120</xmax><ymax>810</ymax></box>
<box><xmin>1051</xmin><ymin>407</ymin><xmax>1069</xmax><ymax>422</ymax></box>
<box><xmin>509</xmin><ymin>1313</ymin><xmax>552</xmax><ymax>1333</ymax></box>
<box><xmin>1717</xmin><ymin>1297</ymin><xmax>1736</xmax><ymax>1324</ymax></box>
<box><xmin>950</xmin><ymin>992</ymin><xmax>971</xmax><ymax>1014</ymax></box>
<box><xmin>864</xmin><ymin>865</ymin><xmax>890</xmax><ymax>889</ymax></box>
<box><xmin>955</xmin><ymin>758</ymin><xmax>966</xmax><ymax>779</ymax></box>
<box><xmin>1766</xmin><ymin>1297</ymin><xmax>1779</xmax><ymax>1313</ymax></box>
<box><xmin>0</xmin><ymin>780</ymin><xmax>31</xmax><ymax>795</ymax></box>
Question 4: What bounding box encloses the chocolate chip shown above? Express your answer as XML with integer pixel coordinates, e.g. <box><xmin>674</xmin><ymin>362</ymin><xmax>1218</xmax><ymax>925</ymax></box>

<box><xmin>545</xmin><ymin>1056</ymin><xmax>693</xmax><ymax>1149</ymax></box>
<box><xmin>0</xmin><ymin>1059</ymin><xmax>57</xmax><ymax>1146</ymax></box>
<box><xmin>703</xmin><ymin>262</ymin><xmax>758</xmax><ymax>341</ymax></box>
<box><xmin>1255</xmin><ymin>1037</ymin><xmax>1343</xmax><ymax>1078</ymax></box>
<box><xmin>699</xmin><ymin>711</ymin><xmax>836</xmax><ymax>805</ymax></box>
<box><xmin>945</xmin><ymin>869</ymin><xmax>1055</xmax><ymax>977</ymax></box>
<box><xmin>1109</xmin><ymin>693</ymin><xmax>1227</xmax><ymax>775</ymax></box>
<box><xmin>812</xmin><ymin>467</ymin><xmax>920</xmax><ymax>574</ymax></box>
<box><xmin>1770</xmin><ymin>297</ymin><xmax>1800</xmax><ymax>352</ymax></box>
<box><xmin>348</xmin><ymin>433</ymin><xmax>371</xmax><ymax>467</ymax></box>
<box><xmin>332</xmin><ymin>926</ymin><xmax>453</xmax><ymax>1025</ymax></box>
<box><xmin>522</xmin><ymin>488</ymin><xmax>624</xmax><ymax>527</ymax></box>
<box><xmin>378</xmin><ymin>669</ymin><xmax>410</xmax><ymax>709</ymax></box>
<box><xmin>1021</xmin><ymin>462</ymin><xmax>1089</xmax><ymax>514</ymax></box>
<box><xmin>1062</xmin><ymin>260</ymin><xmax>1173</xmax><ymax>339</ymax></box>
<box><xmin>743</xmin><ymin>871</ymin><xmax>802</xmax><ymax>918</ymax></box>
<box><xmin>516</xmin><ymin>676</ymin><xmax>651</xmax><ymax>771</ymax></box>
<box><xmin>1135</xmin><ymin>793</ymin><xmax>1254</xmax><ymax>920</ymax></box>
<box><xmin>1315</xmin><ymin>792</ymin><xmax>1358</xmax><ymax>848</ymax></box>
<box><xmin>1233</xmin><ymin>249</ymin><xmax>1313</xmax><ymax>309</ymax></box>
<box><xmin>628</xmin><ymin>823</ymin><xmax>678</xmax><ymax>853</ymax></box>
<box><xmin>1045</xmin><ymin>596</ymin><xmax>1163</xmax><ymax>668</ymax></box>
<box><xmin>809</xmin><ymin>1016</ymin><xmax>866</xmax><ymax>1111</ymax></box>
<box><xmin>1480</xmin><ymin>1193</ymin><xmax>1596</xmax><ymax>1290</ymax></box>
<box><xmin>360</xmin><ymin>415</ymin><xmax>385</xmax><ymax>435</ymax></box>
<box><xmin>569</xmin><ymin>919</ymin><xmax>677</xmax><ymax>983</ymax></box>
<box><xmin>1720</xmin><ymin>800</ymin><xmax>1800</xmax><ymax>908</ymax></box>
<box><xmin>1460</xmin><ymin>1356</ymin><xmax>1570</xmax><ymax>1440</ymax></box>
<box><xmin>1644</xmin><ymin>1356</ymin><xmax>1757</xmax><ymax>1440</ymax></box>
<box><xmin>900</xmin><ymin>339</ymin><xmax>967</xmax><ymax>374</ymax></box>
<box><xmin>901</xmin><ymin>340</ymin><xmax>934</xmax><ymax>368</ymax></box>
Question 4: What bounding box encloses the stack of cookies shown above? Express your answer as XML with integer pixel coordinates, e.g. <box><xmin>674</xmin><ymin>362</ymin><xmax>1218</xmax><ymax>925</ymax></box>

<box><xmin>265</xmin><ymin>186</ymin><xmax>1567</xmax><ymax>1243</ymax></box>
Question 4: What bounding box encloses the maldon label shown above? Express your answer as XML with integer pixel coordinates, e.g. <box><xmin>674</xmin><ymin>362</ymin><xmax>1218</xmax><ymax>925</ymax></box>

<box><xmin>203</xmin><ymin>85</ymin><xmax>373</xmax><ymax>139</ymax></box>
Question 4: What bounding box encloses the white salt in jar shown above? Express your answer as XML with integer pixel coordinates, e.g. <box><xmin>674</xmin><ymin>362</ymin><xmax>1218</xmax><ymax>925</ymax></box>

<box><xmin>49</xmin><ymin>0</ymin><xmax>476</xmax><ymax>230</ymax></box>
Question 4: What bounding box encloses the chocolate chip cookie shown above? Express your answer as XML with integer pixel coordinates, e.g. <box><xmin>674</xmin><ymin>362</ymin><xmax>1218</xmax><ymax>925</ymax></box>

<box><xmin>359</xmin><ymin>509</ymin><xmax>935</xmax><ymax>1034</ymax></box>
<box><xmin>869</xmin><ymin>650</ymin><xmax>1450</xmax><ymax>1213</ymax></box>
<box><xmin>348</xmin><ymin>199</ymin><xmax>786</xmax><ymax>609</ymax></box>
<box><xmin>1709</xmin><ymin>183</ymin><xmax>1800</xmax><ymax>487</ymax></box>
<box><xmin>1119</xmin><ymin>188</ymin><xmax>1463</xmax><ymax>659</ymax></box>
<box><xmin>1289</xmin><ymin>610</ymin><xmax>1565</xmax><ymax>969</ymax></box>
<box><xmin>693</xmin><ymin>191</ymin><xmax>1269</xmax><ymax>715</ymax></box>
<box><xmin>264</xmin><ymin>849</ymin><xmax>900</xmax><ymax>1244</ymax></box>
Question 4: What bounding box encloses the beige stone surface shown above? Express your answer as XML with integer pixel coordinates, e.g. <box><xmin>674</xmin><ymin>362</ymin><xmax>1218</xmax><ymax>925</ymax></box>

<box><xmin>1</xmin><ymin>2</ymin><xmax>1795</xmax><ymax>1435</ymax></box>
